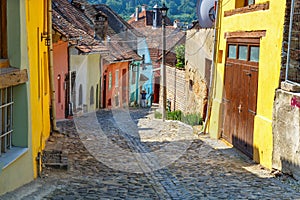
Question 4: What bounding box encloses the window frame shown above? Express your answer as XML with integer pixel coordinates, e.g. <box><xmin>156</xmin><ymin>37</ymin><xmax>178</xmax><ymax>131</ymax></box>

<box><xmin>226</xmin><ymin>37</ymin><xmax>260</xmax><ymax>66</ymax></box>
<box><xmin>0</xmin><ymin>0</ymin><xmax>7</xmax><ymax>59</ymax></box>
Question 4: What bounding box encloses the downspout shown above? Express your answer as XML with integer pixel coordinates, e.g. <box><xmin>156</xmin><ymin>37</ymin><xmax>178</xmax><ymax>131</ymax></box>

<box><xmin>201</xmin><ymin>0</ymin><xmax>220</xmax><ymax>134</ymax></box>
<box><xmin>68</xmin><ymin>45</ymin><xmax>73</xmax><ymax>116</ymax></box>
<box><xmin>136</xmin><ymin>62</ymin><xmax>140</xmax><ymax>105</ymax></box>
<box><xmin>48</xmin><ymin>0</ymin><xmax>58</xmax><ymax>132</ymax></box>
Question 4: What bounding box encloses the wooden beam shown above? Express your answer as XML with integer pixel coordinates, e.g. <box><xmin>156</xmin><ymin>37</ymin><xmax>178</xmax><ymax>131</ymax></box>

<box><xmin>225</xmin><ymin>30</ymin><xmax>266</xmax><ymax>39</ymax></box>
<box><xmin>224</xmin><ymin>1</ymin><xmax>270</xmax><ymax>17</ymax></box>
<box><xmin>0</xmin><ymin>68</ymin><xmax>28</xmax><ymax>89</ymax></box>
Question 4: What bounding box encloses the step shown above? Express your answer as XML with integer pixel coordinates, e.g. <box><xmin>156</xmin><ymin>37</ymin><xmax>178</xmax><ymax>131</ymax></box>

<box><xmin>0</xmin><ymin>59</ymin><xmax>9</xmax><ymax>68</ymax></box>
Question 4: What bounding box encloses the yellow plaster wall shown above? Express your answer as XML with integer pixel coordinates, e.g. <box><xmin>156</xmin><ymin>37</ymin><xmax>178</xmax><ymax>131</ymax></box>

<box><xmin>209</xmin><ymin>0</ymin><xmax>286</xmax><ymax>168</ymax></box>
<box><xmin>26</xmin><ymin>0</ymin><xmax>51</xmax><ymax>177</ymax></box>
<box><xmin>87</xmin><ymin>54</ymin><xmax>101</xmax><ymax>112</ymax></box>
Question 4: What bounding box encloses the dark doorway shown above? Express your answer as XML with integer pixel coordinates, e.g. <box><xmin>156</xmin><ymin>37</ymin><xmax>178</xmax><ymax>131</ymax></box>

<box><xmin>103</xmin><ymin>74</ymin><xmax>107</xmax><ymax>108</ymax></box>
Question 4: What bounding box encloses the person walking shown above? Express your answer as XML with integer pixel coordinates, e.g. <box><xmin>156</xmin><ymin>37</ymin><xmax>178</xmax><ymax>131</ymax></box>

<box><xmin>140</xmin><ymin>90</ymin><xmax>147</xmax><ymax>108</ymax></box>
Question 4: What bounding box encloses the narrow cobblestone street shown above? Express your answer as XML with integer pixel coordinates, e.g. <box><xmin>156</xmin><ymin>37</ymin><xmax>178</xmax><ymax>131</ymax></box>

<box><xmin>1</xmin><ymin>108</ymin><xmax>300</xmax><ymax>200</ymax></box>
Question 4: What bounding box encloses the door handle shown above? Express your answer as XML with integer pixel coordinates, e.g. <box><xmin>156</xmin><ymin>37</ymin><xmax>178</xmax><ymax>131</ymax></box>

<box><xmin>246</xmin><ymin>72</ymin><xmax>251</xmax><ymax>77</ymax></box>
<box><xmin>238</xmin><ymin>104</ymin><xmax>242</xmax><ymax>113</ymax></box>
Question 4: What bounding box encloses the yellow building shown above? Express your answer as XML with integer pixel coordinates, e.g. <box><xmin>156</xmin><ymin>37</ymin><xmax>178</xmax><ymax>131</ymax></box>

<box><xmin>26</xmin><ymin>0</ymin><xmax>52</xmax><ymax>177</ymax></box>
<box><xmin>0</xmin><ymin>0</ymin><xmax>51</xmax><ymax>195</ymax></box>
<box><xmin>208</xmin><ymin>0</ymin><xmax>286</xmax><ymax>169</ymax></box>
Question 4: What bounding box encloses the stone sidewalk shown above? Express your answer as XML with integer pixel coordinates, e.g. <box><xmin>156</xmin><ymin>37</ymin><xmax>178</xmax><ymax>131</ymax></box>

<box><xmin>1</xmin><ymin>108</ymin><xmax>300</xmax><ymax>199</ymax></box>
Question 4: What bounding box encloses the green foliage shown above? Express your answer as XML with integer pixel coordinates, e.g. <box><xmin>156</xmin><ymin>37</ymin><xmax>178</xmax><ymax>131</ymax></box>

<box><xmin>164</xmin><ymin>109</ymin><xmax>203</xmax><ymax>126</ymax></box>
<box><xmin>182</xmin><ymin>113</ymin><xmax>203</xmax><ymax>126</ymax></box>
<box><xmin>87</xmin><ymin>0</ymin><xmax>197</xmax><ymax>24</ymax></box>
<box><xmin>154</xmin><ymin>111</ymin><xmax>162</xmax><ymax>119</ymax></box>
<box><xmin>167</xmin><ymin>110</ymin><xmax>182</xmax><ymax>120</ymax></box>
<box><xmin>175</xmin><ymin>45</ymin><xmax>185</xmax><ymax>69</ymax></box>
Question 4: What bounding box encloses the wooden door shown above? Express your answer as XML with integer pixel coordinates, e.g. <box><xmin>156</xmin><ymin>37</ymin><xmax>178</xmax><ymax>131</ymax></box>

<box><xmin>222</xmin><ymin>40</ymin><xmax>259</xmax><ymax>158</ymax></box>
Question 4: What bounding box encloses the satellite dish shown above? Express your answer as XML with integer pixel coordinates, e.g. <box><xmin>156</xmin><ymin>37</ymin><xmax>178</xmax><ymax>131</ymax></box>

<box><xmin>197</xmin><ymin>0</ymin><xmax>216</xmax><ymax>28</ymax></box>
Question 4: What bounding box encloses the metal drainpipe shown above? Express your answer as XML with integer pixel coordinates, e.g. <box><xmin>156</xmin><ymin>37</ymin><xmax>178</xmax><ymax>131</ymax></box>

<box><xmin>285</xmin><ymin>0</ymin><xmax>295</xmax><ymax>82</ymax></box>
<box><xmin>201</xmin><ymin>0</ymin><xmax>221</xmax><ymax>134</ymax></box>
<box><xmin>136</xmin><ymin>62</ymin><xmax>140</xmax><ymax>105</ymax></box>
<box><xmin>48</xmin><ymin>0</ymin><xmax>58</xmax><ymax>132</ymax></box>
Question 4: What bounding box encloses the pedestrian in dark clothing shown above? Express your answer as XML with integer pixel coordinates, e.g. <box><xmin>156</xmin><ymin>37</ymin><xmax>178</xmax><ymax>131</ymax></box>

<box><xmin>141</xmin><ymin>90</ymin><xmax>147</xmax><ymax>107</ymax></box>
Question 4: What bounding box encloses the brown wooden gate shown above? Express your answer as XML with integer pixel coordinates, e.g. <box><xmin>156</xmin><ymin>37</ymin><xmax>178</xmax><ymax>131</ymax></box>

<box><xmin>222</xmin><ymin>38</ymin><xmax>259</xmax><ymax>158</ymax></box>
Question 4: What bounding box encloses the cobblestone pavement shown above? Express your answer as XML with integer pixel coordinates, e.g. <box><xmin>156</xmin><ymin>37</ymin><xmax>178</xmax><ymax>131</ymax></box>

<box><xmin>1</xmin><ymin>108</ymin><xmax>300</xmax><ymax>200</ymax></box>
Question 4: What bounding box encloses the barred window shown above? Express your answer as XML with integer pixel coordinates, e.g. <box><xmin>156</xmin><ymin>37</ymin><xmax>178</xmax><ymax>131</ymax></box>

<box><xmin>0</xmin><ymin>87</ymin><xmax>13</xmax><ymax>156</ymax></box>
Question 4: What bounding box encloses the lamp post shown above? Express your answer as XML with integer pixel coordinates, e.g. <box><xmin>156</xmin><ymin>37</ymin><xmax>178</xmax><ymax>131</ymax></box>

<box><xmin>160</xmin><ymin>3</ymin><xmax>168</xmax><ymax>121</ymax></box>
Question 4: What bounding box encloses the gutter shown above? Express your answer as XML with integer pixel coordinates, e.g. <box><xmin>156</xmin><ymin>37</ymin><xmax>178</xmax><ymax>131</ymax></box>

<box><xmin>201</xmin><ymin>0</ymin><xmax>220</xmax><ymax>134</ymax></box>
<box><xmin>48</xmin><ymin>0</ymin><xmax>58</xmax><ymax>132</ymax></box>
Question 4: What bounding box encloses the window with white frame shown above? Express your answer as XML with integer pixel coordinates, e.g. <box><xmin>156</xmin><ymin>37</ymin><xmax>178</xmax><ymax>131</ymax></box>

<box><xmin>0</xmin><ymin>87</ymin><xmax>13</xmax><ymax>156</ymax></box>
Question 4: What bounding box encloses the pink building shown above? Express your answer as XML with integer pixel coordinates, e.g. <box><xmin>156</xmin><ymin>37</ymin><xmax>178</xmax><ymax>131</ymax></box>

<box><xmin>53</xmin><ymin>40</ymin><xmax>69</xmax><ymax>119</ymax></box>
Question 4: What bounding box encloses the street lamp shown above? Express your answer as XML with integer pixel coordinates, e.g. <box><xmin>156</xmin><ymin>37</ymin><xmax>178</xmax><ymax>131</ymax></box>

<box><xmin>160</xmin><ymin>3</ymin><xmax>168</xmax><ymax>121</ymax></box>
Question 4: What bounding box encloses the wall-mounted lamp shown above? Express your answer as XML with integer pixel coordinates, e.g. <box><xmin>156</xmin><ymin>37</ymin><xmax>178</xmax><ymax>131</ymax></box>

<box><xmin>41</xmin><ymin>33</ymin><xmax>51</xmax><ymax>46</ymax></box>
<box><xmin>131</xmin><ymin>63</ymin><xmax>138</xmax><ymax>72</ymax></box>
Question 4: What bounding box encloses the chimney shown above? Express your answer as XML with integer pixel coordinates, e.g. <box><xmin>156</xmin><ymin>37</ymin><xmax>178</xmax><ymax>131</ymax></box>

<box><xmin>153</xmin><ymin>4</ymin><xmax>159</xmax><ymax>28</ymax></box>
<box><xmin>173</xmin><ymin>20</ymin><xmax>180</xmax><ymax>28</ymax></box>
<box><xmin>142</xmin><ymin>4</ymin><xmax>147</xmax><ymax>11</ymax></box>
<box><xmin>94</xmin><ymin>13</ymin><xmax>108</xmax><ymax>41</ymax></box>
<box><xmin>135</xmin><ymin>7</ymin><xmax>139</xmax><ymax>21</ymax></box>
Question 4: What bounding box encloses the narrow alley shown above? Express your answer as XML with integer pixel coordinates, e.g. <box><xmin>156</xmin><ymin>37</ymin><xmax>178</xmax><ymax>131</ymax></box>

<box><xmin>1</xmin><ymin>108</ymin><xmax>299</xmax><ymax>200</ymax></box>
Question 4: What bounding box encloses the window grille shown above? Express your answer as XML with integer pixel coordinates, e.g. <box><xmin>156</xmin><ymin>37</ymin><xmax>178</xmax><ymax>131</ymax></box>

<box><xmin>0</xmin><ymin>86</ymin><xmax>13</xmax><ymax>156</ymax></box>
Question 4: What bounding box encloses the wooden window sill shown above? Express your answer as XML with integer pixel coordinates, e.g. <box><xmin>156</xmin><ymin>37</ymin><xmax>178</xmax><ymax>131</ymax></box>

<box><xmin>0</xmin><ymin>59</ymin><xmax>9</xmax><ymax>68</ymax></box>
<box><xmin>224</xmin><ymin>1</ymin><xmax>270</xmax><ymax>17</ymax></box>
<box><xmin>0</xmin><ymin>67</ymin><xmax>28</xmax><ymax>89</ymax></box>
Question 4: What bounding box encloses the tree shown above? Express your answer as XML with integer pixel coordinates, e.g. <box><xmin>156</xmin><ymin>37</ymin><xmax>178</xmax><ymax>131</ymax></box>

<box><xmin>175</xmin><ymin>44</ymin><xmax>185</xmax><ymax>69</ymax></box>
<box><xmin>87</xmin><ymin>0</ymin><xmax>197</xmax><ymax>24</ymax></box>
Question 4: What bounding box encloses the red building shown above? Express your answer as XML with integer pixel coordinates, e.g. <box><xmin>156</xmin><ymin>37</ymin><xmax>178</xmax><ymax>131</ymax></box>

<box><xmin>53</xmin><ymin>40</ymin><xmax>69</xmax><ymax>119</ymax></box>
<box><xmin>102</xmin><ymin>61</ymin><xmax>130</xmax><ymax>108</ymax></box>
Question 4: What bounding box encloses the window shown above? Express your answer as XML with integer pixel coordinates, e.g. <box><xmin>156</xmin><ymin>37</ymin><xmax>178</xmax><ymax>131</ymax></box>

<box><xmin>57</xmin><ymin>75</ymin><xmax>61</xmax><ymax>103</ymax></box>
<box><xmin>228</xmin><ymin>45</ymin><xmax>237</xmax><ymax>59</ymax></box>
<box><xmin>235</xmin><ymin>0</ymin><xmax>255</xmax><ymax>8</ymax></box>
<box><xmin>90</xmin><ymin>86</ymin><xmax>94</xmax><ymax>105</ymax></box>
<box><xmin>115</xmin><ymin>70</ymin><xmax>119</xmax><ymax>87</ymax></box>
<box><xmin>131</xmin><ymin>70</ymin><xmax>136</xmax><ymax>85</ymax></box>
<box><xmin>79</xmin><ymin>84</ymin><xmax>83</xmax><ymax>106</ymax></box>
<box><xmin>250</xmin><ymin>46</ymin><xmax>260</xmax><ymax>62</ymax></box>
<box><xmin>238</xmin><ymin>45</ymin><xmax>248</xmax><ymax>60</ymax></box>
<box><xmin>0</xmin><ymin>87</ymin><xmax>13</xmax><ymax>156</ymax></box>
<box><xmin>227</xmin><ymin>43</ymin><xmax>260</xmax><ymax>63</ymax></box>
<box><xmin>108</xmin><ymin>72</ymin><xmax>112</xmax><ymax>90</ymax></box>
<box><xmin>245</xmin><ymin>0</ymin><xmax>255</xmax><ymax>6</ymax></box>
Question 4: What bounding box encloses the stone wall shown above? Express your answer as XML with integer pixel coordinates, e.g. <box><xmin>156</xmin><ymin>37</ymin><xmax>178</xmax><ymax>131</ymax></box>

<box><xmin>272</xmin><ymin>89</ymin><xmax>300</xmax><ymax>179</ymax></box>
<box><xmin>281</xmin><ymin>0</ymin><xmax>300</xmax><ymax>82</ymax></box>
<box><xmin>166</xmin><ymin>66</ymin><xmax>186</xmax><ymax>111</ymax></box>
<box><xmin>184</xmin><ymin>28</ymin><xmax>214</xmax><ymax>118</ymax></box>
<box><xmin>273</xmin><ymin>0</ymin><xmax>300</xmax><ymax>179</ymax></box>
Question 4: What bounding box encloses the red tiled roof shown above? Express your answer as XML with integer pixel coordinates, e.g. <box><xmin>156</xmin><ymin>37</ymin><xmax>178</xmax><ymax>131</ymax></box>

<box><xmin>52</xmin><ymin>0</ymin><xmax>141</xmax><ymax>62</ymax></box>
<box><xmin>128</xmin><ymin>9</ymin><xmax>172</xmax><ymax>28</ymax></box>
<box><xmin>52</xmin><ymin>8</ymin><xmax>108</xmax><ymax>53</ymax></box>
<box><xmin>70</xmin><ymin>1</ymin><xmax>142</xmax><ymax>62</ymax></box>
